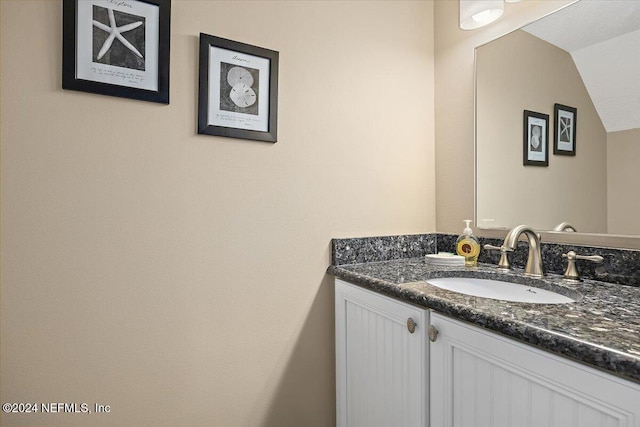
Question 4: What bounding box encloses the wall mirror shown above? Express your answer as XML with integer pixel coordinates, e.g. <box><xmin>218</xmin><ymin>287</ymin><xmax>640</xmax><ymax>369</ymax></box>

<box><xmin>475</xmin><ymin>0</ymin><xmax>640</xmax><ymax>242</ymax></box>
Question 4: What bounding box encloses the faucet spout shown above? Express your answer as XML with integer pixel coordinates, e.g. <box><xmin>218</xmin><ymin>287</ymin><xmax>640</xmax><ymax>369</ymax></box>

<box><xmin>503</xmin><ymin>225</ymin><xmax>544</xmax><ymax>277</ymax></box>
<box><xmin>553</xmin><ymin>222</ymin><xmax>577</xmax><ymax>232</ymax></box>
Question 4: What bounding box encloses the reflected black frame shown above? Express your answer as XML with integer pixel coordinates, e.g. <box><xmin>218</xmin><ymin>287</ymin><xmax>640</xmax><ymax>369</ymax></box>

<box><xmin>523</xmin><ymin>110</ymin><xmax>549</xmax><ymax>167</ymax></box>
<box><xmin>62</xmin><ymin>0</ymin><xmax>171</xmax><ymax>104</ymax></box>
<box><xmin>553</xmin><ymin>103</ymin><xmax>577</xmax><ymax>156</ymax></box>
<box><xmin>198</xmin><ymin>33</ymin><xmax>279</xmax><ymax>143</ymax></box>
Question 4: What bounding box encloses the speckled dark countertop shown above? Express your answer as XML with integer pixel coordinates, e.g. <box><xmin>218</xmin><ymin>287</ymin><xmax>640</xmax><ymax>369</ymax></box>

<box><xmin>328</xmin><ymin>258</ymin><xmax>640</xmax><ymax>384</ymax></box>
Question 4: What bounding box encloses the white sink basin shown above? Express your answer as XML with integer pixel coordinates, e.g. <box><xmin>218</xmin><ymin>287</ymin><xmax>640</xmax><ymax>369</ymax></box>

<box><xmin>426</xmin><ymin>277</ymin><xmax>577</xmax><ymax>304</ymax></box>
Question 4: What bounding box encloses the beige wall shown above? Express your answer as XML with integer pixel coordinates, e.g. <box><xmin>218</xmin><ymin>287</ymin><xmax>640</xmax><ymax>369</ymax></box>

<box><xmin>607</xmin><ymin>128</ymin><xmax>640</xmax><ymax>235</ymax></box>
<box><xmin>0</xmin><ymin>2</ymin><xmax>435</xmax><ymax>426</ymax></box>
<box><xmin>434</xmin><ymin>0</ymin><xmax>572</xmax><ymax>234</ymax></box>
<box><xmin>476</xmin><ymin>30</ymin><xmax>607</xmax><ymax>233</ymax></box>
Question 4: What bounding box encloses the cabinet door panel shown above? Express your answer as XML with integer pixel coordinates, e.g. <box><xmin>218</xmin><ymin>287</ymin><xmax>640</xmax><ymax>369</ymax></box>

<box><xmin>473</xmin><ymin>356</ymin><xmax>493</xmax><ymax>427</ymax></box>
<box><xmin>530</xmin><ymin>382</ymin><xmax>553</xmax><ymax>427</ymax></box>
<box><xmin>578</xmin><ymin>403</ymin><xmax>609</xmax><ymax>427</ymax></box>
<box><xmin>430</xmin><ymin>312</ymin><xmax>640</xmax><ymax>427</ymax></box>
<box><xmin>452</xmin><ymin>348</ymin><xmax>477</xmax><ymax>427</ymax></box>
<box><xmin>336</xmin><ymin>280</ymin><xmax>428</xmax><ymax>427</ymax></box>
<box><xmin>490</xmin><ymin>363</ymin><xmax>511</xmax><ymax>427</ymax></box>
<box><xmin>509</xmin><ymin>373</ymin><xmax>531</xmax><ymax>426</ymax></box>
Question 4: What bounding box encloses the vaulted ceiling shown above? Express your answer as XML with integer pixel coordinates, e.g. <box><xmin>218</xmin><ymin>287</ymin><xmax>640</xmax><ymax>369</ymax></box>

<box><xmin>522</xmin><ymin>0</ymin><xmax>640</xmax><ymax>133</ymax></box>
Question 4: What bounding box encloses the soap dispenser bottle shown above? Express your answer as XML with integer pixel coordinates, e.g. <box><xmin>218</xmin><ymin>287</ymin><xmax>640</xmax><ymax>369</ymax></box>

<box><xmin>456</xmin><ymin>219</ymin><xmax>480</xmax><ymax>267</ymax></box>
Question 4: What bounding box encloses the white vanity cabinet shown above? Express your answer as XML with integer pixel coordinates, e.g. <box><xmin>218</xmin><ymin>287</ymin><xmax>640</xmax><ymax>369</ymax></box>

<box><xmin>430</xmin><ymin>312</ymin><xmax>640</xmax><ymax>427</ymax></box>
<box><xmin>335</xmin><ymin>279</ymin><xmax>429</xmax><ymax>427</ymax></box>
<box><xmin>335</xmin><ymin>279</ymin><xmax>640</xmax><ymax>427</ymax></box>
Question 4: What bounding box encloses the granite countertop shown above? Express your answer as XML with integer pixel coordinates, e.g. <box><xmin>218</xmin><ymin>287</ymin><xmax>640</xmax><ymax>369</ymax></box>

<box><xmin>327</xmin><ymin>258</ymin><xmax>640</xmax><ymax>384</ymax></box>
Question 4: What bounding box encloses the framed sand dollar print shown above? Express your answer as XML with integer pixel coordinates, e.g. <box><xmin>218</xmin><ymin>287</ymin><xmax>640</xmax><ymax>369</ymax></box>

<box><xmin>62</xmin><ymin>0</ymin><xmax>171</xmax><ymax>104</ymax></box>
<box><xmin>198</xmin><ymin>33</ymin><xmax>279</xmax><ymax>142</ymax></box>
<box><xmin>523</xmin><ymin>110</ymin><xmax>549</xmax><ymax>167</ymax></box>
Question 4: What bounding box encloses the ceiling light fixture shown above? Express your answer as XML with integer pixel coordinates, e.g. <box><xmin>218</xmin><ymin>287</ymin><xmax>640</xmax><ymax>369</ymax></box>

<box><xmin>460</xmin><ymin>0</ymin><xmax>504</xmax><ymax>30</ymax></box>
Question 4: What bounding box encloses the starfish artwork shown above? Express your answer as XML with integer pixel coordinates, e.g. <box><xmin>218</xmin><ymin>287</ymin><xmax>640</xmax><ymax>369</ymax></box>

<box><xmin>92</xmin><ymin>6</ymin><xmax>146</xmax><ymax>71</ymax></box>
<box><xmin>559</xmin><ymin>117</ymin><xmax>572</xmax><ymax>142</ymax></box>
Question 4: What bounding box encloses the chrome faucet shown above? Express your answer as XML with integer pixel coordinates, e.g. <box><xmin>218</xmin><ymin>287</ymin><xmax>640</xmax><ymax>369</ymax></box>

<box><xmin>503</xmin><ymin>225</ymin><xmax>544</xmax><ymax>277</ymax></box>
<box><xmin>553</xmin><ymin>222</ymin><xmax>577</xmax><ymax>232</ymax></box>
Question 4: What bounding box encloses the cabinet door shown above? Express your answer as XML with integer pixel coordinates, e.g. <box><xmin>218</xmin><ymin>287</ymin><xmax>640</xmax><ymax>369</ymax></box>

<box><xmin>335</xmin><ymin>279</ymin><xmax>428</xmax><ymax>427</ymax></box>
<box><xmin>430</xmin><ymin>312</ymin><xmax>640</xmax><ymax>427</ymax></box>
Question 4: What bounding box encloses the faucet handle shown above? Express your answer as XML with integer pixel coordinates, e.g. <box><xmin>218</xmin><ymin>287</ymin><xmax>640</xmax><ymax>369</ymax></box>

<box><xmin>562</xmin><ymin>251</ymin><xmax>604</xmax><ymax>281</ymax></box>
<box><xmin>484</xmin><ymin>244</ymin><xmax>511</xmax><ymax>270</ymax></box>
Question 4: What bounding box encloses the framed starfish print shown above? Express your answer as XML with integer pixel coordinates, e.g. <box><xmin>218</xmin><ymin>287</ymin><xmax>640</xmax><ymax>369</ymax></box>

<box><xmin>554</xmin><ymin>103</ymin><xmax>577</xmax><ymax>156</ymax></box>
<box><xmin>62</xmin><ymin>0</ymin><xmax>171</xmax><ymax>104</ymax></box>
<box><xmin>198</xmin><ymin>33</ymin><xmax>279</xmax><ymax>142</ymax></box>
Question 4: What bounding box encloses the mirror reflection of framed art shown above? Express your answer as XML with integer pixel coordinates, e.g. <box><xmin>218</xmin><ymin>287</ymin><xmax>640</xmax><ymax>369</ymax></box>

<box><xmin>554</xmin><ymin>104</ymin><xmax>577</xmax><ymax>156</ymax></box>
<box><xmin>62</xmin><ymin>0</ymin><xmax>171</xmax><ymax>104</ymax></box>
<box><xmin>523</xmin><ymin>110</ymin><xmax>549</xmax><ymax>167</ymax></box>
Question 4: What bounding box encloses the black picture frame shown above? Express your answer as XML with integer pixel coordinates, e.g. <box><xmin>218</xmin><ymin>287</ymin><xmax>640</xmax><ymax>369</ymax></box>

<box><xmin>554</xmin><ymin>103</ymin><xmax>577</xmax><ymax>156</ymax></box>
<box><xmin>62</xmin><ymin>0</ymin><xmax>171</xmax><ymax>104</ymax></box>
<box><xmin>523</xmin><ymin>110</ymin><xmax>549</xmax><ymax>167</ymax></box>
<box><xmin>198</xmin><ymin>33</ymin><xmax>279</xmax><ymax>143</ymax></box>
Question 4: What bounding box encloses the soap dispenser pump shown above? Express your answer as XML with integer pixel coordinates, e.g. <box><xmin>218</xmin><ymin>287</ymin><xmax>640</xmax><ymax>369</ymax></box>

<box><xmin>456</xmin><ymin>219</ymin><xmax>480</xmax><ymax>267</ymax></box>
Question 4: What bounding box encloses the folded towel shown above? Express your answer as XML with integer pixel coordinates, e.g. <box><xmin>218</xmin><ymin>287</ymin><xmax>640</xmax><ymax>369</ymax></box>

<box><xmin>425</xmin><ymin>253</ymin><xmax>465</xmax><ymax>267</ymax></box>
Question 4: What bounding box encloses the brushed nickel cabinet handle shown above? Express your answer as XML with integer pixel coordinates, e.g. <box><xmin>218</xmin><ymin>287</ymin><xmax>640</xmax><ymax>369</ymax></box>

<box><xmin>428</xmin><ymin>325</ymin><xmax>439</xmax><ymax>342</ymax></box>
<box><xmin>407</xmin><ymin>318</ymin><xmax>417</xmax><ymax>334</ymax></box>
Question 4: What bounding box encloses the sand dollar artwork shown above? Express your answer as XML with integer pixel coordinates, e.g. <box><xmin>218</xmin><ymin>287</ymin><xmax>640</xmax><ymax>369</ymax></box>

<box><xmin>227</xmin><ymin>66</ymin><xmax>254</xmax><ymax>88</ymax></box>
<box><xmin>229</xmin><ymin>82</ymin><xmax>257</xmax><ymax>108</ymax></box>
